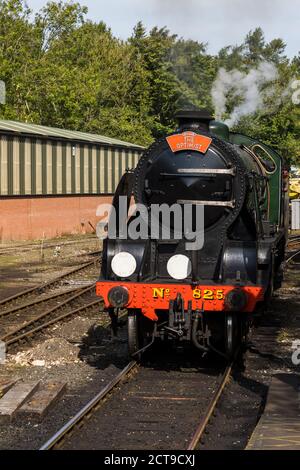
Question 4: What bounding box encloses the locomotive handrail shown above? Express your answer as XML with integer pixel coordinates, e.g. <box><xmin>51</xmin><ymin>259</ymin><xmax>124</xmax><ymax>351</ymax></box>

<box><xmin>177</xmin><ymin>168</ymin><xmax>236</xmax><ymax>176</ymax></box>
<box><xmin>177</xmin><ymin>199</ymin><xmax>236</xmax><ymax>208</ymax></box>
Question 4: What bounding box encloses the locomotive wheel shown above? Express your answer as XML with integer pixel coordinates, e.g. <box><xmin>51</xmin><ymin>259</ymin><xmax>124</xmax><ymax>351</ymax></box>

<box><xmin>108</xmin><ymin>307</ymin><xmax>119</xmax><ymax>338</ymax></box>
<box><xmin>128</xmin><ymin>310</ymin><xmax>154</xmax><ymax>360</ymax></box>
<box><xmin>263</xmin><ymin>253</ymin><xmax>275</xmax><ymax>307</ymax></box>
<box><xmin>128</xmin><ymin>310</ymin><xmax>140</xmax><ymax>358</ymax></box>
<box><xmin>225</xmin><ymin>313</ymin><xmax>239</xmax><ymax>359</ymax></box>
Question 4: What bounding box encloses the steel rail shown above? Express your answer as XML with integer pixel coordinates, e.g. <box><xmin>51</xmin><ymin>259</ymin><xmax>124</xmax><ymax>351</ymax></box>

<box><xmin>0</xmin><ymin>284</ymin><xmax>98</xmax><ymax>345</ymax></box>
<box><xmin>40</xmin><ymin>361</ymin><xmax>138</xmax><ymax>450</ymax></box>
<box><xmin>0</xmin><ymin>285</ymin><xmax>88</xmax><ymax>318</ymax></box>
<box><xmin>288</xmin><ymin>234</ymin><xmax>300</xmax><ymax>240</ymax></box>
<box><xmin>0</xmin><ymin>237</ymin><xmax>99</xmax><ymax>255</ymax></box>
<box><xmin>0</xmin><ymin>260</ymin><xmax>97</xmax><ymax>307</ymax></box>
<box><xmin>187</xmin><ymin>360</ymin><xmax>234</xmax><ymax>450</ymax></box>
<box><xmin>286</xmin><ymin>249</ymin><xmax>300</xmax><ymax>264</ymax></box>
<box><xmin>288</xmin><ymin>237</ymin><xmax>300</xmax><ymax>243</ymax></box>
<box><xmin>5</xmin><ymin>298</ymin><xmax>102</xmax><ymax>347</ymax></box>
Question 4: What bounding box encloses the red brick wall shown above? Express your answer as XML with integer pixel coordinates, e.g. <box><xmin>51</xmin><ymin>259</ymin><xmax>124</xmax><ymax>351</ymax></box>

<box><xmin>0</xmin><ymin>196</ymin><xmax>113</xmax><ymax>241</ymax></box>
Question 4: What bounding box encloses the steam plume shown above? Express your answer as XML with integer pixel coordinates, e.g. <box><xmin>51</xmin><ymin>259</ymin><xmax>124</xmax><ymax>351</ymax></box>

<box><xmin>211</xmin><ymin>61</ymin><xmax>278</xmax><ymax>127</ymax></box>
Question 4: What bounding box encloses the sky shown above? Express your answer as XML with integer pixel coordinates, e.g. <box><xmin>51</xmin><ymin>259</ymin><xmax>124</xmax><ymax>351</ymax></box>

<box><xmin>27</xmin><ymin>0</ymin><xmax>300</xmax><ymax>58</ymax></box>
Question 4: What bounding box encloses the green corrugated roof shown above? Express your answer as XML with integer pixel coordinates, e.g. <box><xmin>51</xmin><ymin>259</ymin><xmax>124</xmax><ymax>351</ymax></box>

<box><xmin>0</xmin><ymin>119</ymin><xmax>144</xmax><ymax>149</ymax></box>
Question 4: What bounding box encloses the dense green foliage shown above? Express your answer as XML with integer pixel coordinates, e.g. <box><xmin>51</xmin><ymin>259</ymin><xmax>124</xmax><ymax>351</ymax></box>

<box><xmin>0</xmin><ymin>0</ymin><xmax>300</xmax><ymax>162</ymax></box>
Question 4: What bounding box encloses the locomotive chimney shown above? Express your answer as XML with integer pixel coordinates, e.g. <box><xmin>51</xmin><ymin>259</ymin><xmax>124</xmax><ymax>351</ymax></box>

<box><xmin>176</xmin><ymin>108</ymin><xmax>214</xmax><ymax>132</ymax></box>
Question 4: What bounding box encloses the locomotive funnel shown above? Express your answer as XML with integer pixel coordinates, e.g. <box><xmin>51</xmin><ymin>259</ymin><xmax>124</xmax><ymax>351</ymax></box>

<box><xmin>176</xmin><ymin>108</ymin><xmax>214</xmax><ymax>131</ymax></box>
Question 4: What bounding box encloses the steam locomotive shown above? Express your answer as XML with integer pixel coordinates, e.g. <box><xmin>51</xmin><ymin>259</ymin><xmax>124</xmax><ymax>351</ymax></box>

<box><xmin>96</xmin><ymin>110</ymin><xmax>289</xmax><ymax>358</ymax></box>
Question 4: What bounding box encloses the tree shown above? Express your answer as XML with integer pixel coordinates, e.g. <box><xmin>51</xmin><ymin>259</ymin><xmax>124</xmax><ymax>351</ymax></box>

<box><xmin>0</xmin><ymin>0</ymin><xmax>40</xmax><ymax>120</ymax></box>
<box><xmin>170</xmin><ymin>38</ymin><xmax>218</xmax><ymax>112</ymax></box>
<box><xmin>0</xmin><ymin>1</ymin><xmax>299</xmax><ymax>161</ymax></box>
<box><xmin>130</xmin><ymin>23</ymin><xmax>181</xmax><ymax>137</ymax></box>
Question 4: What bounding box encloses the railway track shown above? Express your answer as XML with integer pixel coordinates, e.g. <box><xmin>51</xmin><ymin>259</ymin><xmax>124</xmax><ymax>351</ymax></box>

<box><xmin>187</xmin><ymin>360</ymin><xmax>234</xmax><ymax>450</ymax></box>
<box><xmin>40</xmin><ymin>361</ymin><xmax>138</xmax><ymax>450</ymax></box>
<box><xmin>0</xmin><ymin>236</ymin><xmax>99</xmax><ymax>256</ymax></box>
<box><xmin>0</xmin><ymin>284</ymin><xmax>103</xmax><ymax>352</ymax></box>
<box><xmin>286</xmin><ymin>248</ymin><xmax>300</xmax><ymax>264</ymax></box>
<box><xmin>0</xmin><ymin>257</ymin><xmax>102</xmax><ymax>352</ymax></box>
<box><xmin>40</xmin><ymin>351</ymin><xmax>235</xmax><ymax>450</ymax></box>
<box><xmin>36</xmin><ymin>243</ymin><xmax>298</xmax><ymax>450</ymax></box>
<box><xmin>0</xmin><ymin>259</ymin><xmax>98</xmax><ymax>309</ymax></box>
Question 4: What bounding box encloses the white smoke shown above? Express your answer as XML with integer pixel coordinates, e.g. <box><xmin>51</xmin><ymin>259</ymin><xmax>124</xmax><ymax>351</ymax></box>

<box><xmin>280</xmin><ymin>78</ymin><xmax>300</xmax><ymax>105</ymax></box>
<box><xmin>211</xmin><ymin>61</ymin><xmax>279</xmax><ymax>127</ymax></box>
